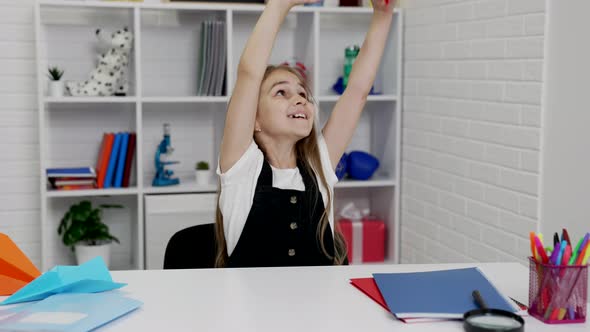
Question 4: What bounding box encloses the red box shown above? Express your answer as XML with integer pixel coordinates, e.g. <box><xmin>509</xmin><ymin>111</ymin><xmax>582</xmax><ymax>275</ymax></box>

<box><xmin>338</xmin><ymin>217</ymin><xmax>385</xmax><ymax>263</ymax></box>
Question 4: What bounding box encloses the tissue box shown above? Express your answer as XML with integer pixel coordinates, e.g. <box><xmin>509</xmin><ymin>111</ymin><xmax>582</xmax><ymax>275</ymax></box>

<box><xmin>338</xmin><ymin>217</ymin><xmax>385</xmax><ymax>263</ymax></box>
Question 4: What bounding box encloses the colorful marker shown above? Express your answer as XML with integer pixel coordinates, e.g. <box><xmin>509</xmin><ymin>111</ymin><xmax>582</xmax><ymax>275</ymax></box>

<box><xmin>534</xmin><ymin>235</ymin><xmax>549</xmax><ymax>263</ymax></box>
<box><xmin>549</xmin><ymin>241</ymin><xmax>561</xmax><ymax>264</ymax></box>
<box><xmin>569</xmin><ymin>235</ymin><xmax>586</xmax><ymax>265</ymax></box>
<box><xmin>562</xmin><ymin>245</ymin><xmax>571</xmax><ymax>265</ymax></box>
<box><xmin>579</xmin><ymin>233</ymin><xmax>590</xmax><ymax>255</ymax></box>
<box><xmin>568</xmin><ymin>307</ymin><xmax>575</xmax><ymax>320</ymax></box>
<box><xmin>530</xmin><ymin>232</ymin><xmax>538</xmax><ymax>261</ymax></box>
<box><xmin>582</xmin><ymin>244</ymin><xmax>590</xmax><ymax>265</ymax></box>
<box><xmin>576</xmin><ymin>242</ymin><xmax>589</xmax><ymax>265</ymax></box>
<box><xmin>562</xmin><ymin>228</ymin><xmax>571</xmax><ymax>246</ymax></box>
<box><xmin>555</xmin><ymin>240</ymin><xmax>566</xmax><ymax>265</ymax></box>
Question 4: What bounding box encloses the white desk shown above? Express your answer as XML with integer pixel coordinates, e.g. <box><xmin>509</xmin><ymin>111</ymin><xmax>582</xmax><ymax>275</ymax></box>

<box><xmin>105</xmin><ymin>264</ymin><xmax>587</xmax><ymax>331</ymax></box>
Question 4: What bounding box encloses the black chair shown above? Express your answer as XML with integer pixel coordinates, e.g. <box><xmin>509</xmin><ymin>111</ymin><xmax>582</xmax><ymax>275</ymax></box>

<box><xmin>163</xmin><ymin>223</ymin><xmax>217</xmax><ymax>269</ymax></box>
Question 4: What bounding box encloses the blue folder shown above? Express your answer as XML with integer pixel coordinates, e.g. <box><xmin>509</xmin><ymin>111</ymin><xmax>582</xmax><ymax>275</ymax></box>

<box><xmin>104</xmin><ymin>133</ymin><xmax>122</xmax><ymax>189</ymax></box>
<box><xmin>372</xmin><ymin>267</ymin><xmax>517</xmax><ymax>319</ymax></box>
<box><xmin>114</xmin><ymin>132</ymin><xmax>129</xmax><ymax>188</ymax></box>
<box><xmin>0</xmin><ymin>292</ymin><xmax>142</xmax><ymax>332</ymax></box>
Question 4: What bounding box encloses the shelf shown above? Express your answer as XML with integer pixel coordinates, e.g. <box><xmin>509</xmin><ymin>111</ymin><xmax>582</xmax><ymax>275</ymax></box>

<box><xmin>143</xmin><ymin>2</ymin><xmax>263</xmax><ymax>12</ymax></box>
<box><xmin>143</xmin><ymin>182</ymin><xmax>218</xmax><ymax>194</ymax></box>
<box><xmin>46</xmin><ymin>187</ymin><xmax>139</xmax><ymax>198</ymax></box>
<box><xmin>142</xmin><ymin>96</ymin><xmax>229</xmax><ymax>104</ymax></box>
<box><xmin>44</xmin><ymin>96</ymin><xmax>137</xmax><ymax>104</ymax></box>
<box><xmin>318</xmin><ymin>95</ymin><xmax>398</xmax><ymax>103</ymax></box>
<box><xmin>335</xmin><ymin>177</ymin><xmax>396</xmax><ymax>188</ymax></box>
<box><xmin>229</xmin><ymin>5</ymin><xmax>375</xmax><ymax>13</ymax></box>
<box><xmin>39</xmin><ymin>0</ymin><xmax>401</xmax><ymax>15</ymax></box>
<box><xmin>43</xmin><ymin>96</ymin><xmax>231</xmax><ymax>104</ymax></box>
<box><xmin>39</xmin><ymin>0</ymin><xmax>136</xmax><ymax>9</ymax></box>
<box><xmin>37</xmin><ymin>0</ymin><xmax>403</xmax><ymax>270</ymax></box>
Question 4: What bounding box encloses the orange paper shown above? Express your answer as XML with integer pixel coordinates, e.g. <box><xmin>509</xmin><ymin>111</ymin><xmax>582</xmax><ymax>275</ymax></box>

<box><xmin>0</xmin><ymin>233</ymin><xmax>41</xmax><ymax>295</ymax></box>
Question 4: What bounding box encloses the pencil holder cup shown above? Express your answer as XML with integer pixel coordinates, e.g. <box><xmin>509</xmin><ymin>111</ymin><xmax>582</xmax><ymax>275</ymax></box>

<box><xmin>528</xmin><ymin>257</ymin><xmax>588</xmax><ymax>324</ymax></box>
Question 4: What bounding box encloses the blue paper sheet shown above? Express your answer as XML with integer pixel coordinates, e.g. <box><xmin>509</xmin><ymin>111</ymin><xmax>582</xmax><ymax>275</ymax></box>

<box><xmin>0</xmin><ymin>292</ymin><xmax>142</xmax><ymax>332</ymax></box>
<box><xmin>373</xmin><ymin>267</ymin><xmax>517</xmax><ymax>319</ymax></box>
<box><xmin>1</xmin><ymin>257</ymin><xmax>125</xmax><ymax>305</ymax></box>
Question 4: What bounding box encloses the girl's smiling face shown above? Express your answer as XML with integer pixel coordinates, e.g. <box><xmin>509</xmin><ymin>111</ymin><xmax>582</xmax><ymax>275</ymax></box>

<box><xmin>256</xmin><ymin>69</ymin><xmax>315</xmax><ymax>141</ymax></box>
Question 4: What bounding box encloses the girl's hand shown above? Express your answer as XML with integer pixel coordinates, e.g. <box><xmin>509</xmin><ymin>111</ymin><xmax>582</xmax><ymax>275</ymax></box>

<box><xmin>371</xmin><ymin>0</ymin><xmax>395</xmax><ymax>13</ymax></box>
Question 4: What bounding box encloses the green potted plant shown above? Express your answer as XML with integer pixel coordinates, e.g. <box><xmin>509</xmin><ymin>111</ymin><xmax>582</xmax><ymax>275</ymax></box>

<box><xmin>195</xmin><ymin>161</ymin><xmax>211</xmax><ymax>185</ymax></box>
<box><xmin>58</xmin><ymin>200</ymin><xmax>122</xmax><ymax>267</ymax></box>
<box><xmin>47</xmin><ymin>66</ymin><xmax>65</xmax><ymax>97</ymax></box>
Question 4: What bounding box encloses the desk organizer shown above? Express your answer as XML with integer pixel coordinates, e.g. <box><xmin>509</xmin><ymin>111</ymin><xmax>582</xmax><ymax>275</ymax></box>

<box><xmin>528</xmin><ymin>257</ymin><xmax>588</xmax><ymax>324</ymax></box>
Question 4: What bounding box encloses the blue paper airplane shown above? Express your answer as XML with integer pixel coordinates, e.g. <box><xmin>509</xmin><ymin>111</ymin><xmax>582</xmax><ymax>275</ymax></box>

<box><xmin>1</xmin><ymin>257</ymin><xmax>125</xmax><ymax>305</ymax></box>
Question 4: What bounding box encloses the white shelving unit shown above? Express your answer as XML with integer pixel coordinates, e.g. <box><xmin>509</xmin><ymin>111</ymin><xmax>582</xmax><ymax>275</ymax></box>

<box><xmin>35</xmin><ymin>0</ymin><xmax>403</xmax><ymax>271</ymax></box>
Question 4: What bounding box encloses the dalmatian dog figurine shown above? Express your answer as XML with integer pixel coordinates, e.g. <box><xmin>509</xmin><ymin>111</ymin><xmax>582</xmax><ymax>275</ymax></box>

<box><xmin>66</xmin><ymin>27</ymin><xmax>133</xmax><ymax>97</ymax></box>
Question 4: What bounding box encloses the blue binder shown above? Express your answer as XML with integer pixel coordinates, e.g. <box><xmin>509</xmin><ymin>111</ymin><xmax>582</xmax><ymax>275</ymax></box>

<box><xmin>103</xmin><ymin>133</ymin><xmax>121</xmax><ymax>189</ymax></box>
<box><xmin>113</xmin><ymin>133</ymin><xmax>129</xmax><ymax>188</ymax></box>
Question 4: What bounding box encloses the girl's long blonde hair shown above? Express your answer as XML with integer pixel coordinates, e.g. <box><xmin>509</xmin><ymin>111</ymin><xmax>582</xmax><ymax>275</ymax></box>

<box><xmin>214</xmin><ymin>65</ymin><xmax>348</xmax><ymax>267</ymax></box>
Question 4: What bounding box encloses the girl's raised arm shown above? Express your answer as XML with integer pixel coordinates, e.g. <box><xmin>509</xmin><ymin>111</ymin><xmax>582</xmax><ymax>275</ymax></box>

<box><xmin>322</xmin><ymin>0</ymin><xmax>395</xmax><ymax>169</ymax></box>
<box><xmin>219</xmin><ymin>0</ymin><xmax>319</xmax><ymax>173</ymax></box>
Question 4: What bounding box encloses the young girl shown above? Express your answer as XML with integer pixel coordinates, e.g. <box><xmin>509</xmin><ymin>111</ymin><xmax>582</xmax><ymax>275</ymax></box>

<box><xmin>215</xmin><ymin>0</ymin><xmax>395</xmax><ymax>268</ymax></box>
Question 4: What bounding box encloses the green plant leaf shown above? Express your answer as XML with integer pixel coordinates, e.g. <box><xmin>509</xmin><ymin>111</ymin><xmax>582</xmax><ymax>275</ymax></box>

<box><xmin>196</xmin><ymin>161</ymin><xmax>209</xmax><ymax>170</ymax></box>
<box><xmin>58</xmin><ymin>200</ymin><xmax>123</xmax><ymax>249</ymax></box>
<box><xmin>47</xmin><ymin>66</ymin><xmax>64</xmax><ymax>81</ymax></box>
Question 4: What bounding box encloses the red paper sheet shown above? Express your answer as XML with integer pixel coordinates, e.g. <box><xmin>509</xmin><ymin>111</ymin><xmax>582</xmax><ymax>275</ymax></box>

<box><xmin>350</xmin><ymin>277</ymin><xmax>389</xmax><ymax>310</ymax></box>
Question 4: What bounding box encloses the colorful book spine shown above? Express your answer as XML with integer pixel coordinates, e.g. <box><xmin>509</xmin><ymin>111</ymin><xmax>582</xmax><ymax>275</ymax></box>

<box><xmin>114</xmin><ymin>133</ymin><xmax>129</xmax><ymax>188</ymax></box>
<box><xmin>46</xmin><ymin>167</ymin><xmax>95</xmax><ymax>178</ymax></box>
<box><xmin>104</xmin><ymin>133</ymin><xmax>122</xmax><ymax>189</ymax></box>
<box><xmin>94</xmin><ymin>133</ymin><xmax>108</xmax><ymax>187</ymax></box>
<box><xmin>54</xmin><ymin>184</ymin><xmax>96</xmax><ymax>191</ymax></box>
<box><xmin>97</xmin><ymin>133</ymin><xmax>115</xmax><ymax>188</ymax></box>
<box><xmin>122</xmin><ymin>132</ymin><xmax>136</xmax><ymax>188</ymax></box>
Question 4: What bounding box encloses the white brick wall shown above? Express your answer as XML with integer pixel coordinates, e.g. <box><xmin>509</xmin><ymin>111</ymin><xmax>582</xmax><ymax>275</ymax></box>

<box><xmin>400</xmin><ymin>0</ymin><xmax>544</xmax><ymax>265</ymax></box>
<box><xmin>0</xmin><ymin>0</ymin><xmax>40</xmax><ymax>267</ymax></box>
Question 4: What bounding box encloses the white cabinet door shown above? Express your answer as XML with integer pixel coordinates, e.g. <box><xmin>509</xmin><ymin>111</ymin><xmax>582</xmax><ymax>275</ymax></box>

<box><xmin>144</xmin><ymin>193</ymin><xmax>217</xmax><ymax>269</ymax></box>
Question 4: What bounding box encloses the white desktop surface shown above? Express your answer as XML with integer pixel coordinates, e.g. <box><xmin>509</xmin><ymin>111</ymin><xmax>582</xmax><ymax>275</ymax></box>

<box><xmin>97</xmin><ymin>263</ymin><xmax>590</xmax><ymax>331</ymax></box>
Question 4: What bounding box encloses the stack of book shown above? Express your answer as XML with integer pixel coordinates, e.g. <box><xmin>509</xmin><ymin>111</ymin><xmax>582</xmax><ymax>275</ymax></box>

<box><xmin>197</xmin><ymin>20</ymin><xmax>227</xmax><ymax>96</ymax></box>
<box><xmin>46</xmin><ymin>132</ymin><xmax>136</xmax><ymax>191</ymax></box>
<box><xmin>46</xmin><ymin>167</ymin><xmax>97</xmax><ymax>190</ymax></box>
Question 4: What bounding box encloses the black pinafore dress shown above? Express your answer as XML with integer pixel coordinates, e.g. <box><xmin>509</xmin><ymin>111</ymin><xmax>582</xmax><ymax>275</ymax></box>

<box><xmin>227</xmin><ymin>159</ymin><xmax>335</xmax><ymax>267</ymax></box>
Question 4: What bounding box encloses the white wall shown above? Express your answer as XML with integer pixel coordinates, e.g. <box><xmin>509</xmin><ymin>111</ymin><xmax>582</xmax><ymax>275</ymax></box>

<box><xmin>400</xmin><ymin>0</ymin><xmax>545</xmax><ymax>265</ymax></box>
<box><xmin>540</xmin><ymin>1</ymin><xmax>590</xmax><ymax>244</ymax></box>
<box><xmin>0</xmin><ymin>0</ymin><xmax>40</xmax><ymax>267</ymax></box>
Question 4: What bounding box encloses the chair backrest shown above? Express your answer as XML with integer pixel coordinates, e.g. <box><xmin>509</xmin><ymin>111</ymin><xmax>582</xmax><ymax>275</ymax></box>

<box><xmin>163</xmin><ymin>223</ymin><xmax>217</xmax><ymax>269</ymax></box>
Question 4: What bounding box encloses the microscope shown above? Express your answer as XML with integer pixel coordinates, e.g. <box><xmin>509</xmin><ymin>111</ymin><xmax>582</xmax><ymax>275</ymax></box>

<box><xmin>152</xmin><ymin>123</ymin><xmax>180</xmax><ymax>186</ymax></box>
